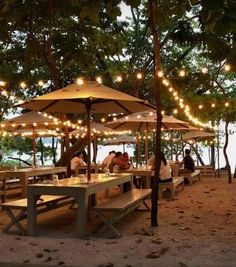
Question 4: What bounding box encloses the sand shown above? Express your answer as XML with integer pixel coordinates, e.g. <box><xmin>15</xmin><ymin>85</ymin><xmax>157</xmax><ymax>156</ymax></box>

<box><xmin>0</xmin><ymin>176</ymin><xmax>236</xmax><ymax>267</ymax></box>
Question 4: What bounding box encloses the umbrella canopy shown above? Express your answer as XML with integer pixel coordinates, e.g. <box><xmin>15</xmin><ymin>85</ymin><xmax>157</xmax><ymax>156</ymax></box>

<box><xmin>1</xmin><ymin>111</ymin><xmax>59</xmax><ymax>130</ymax></box>
<box><xmin>1</xmin><ymin>111</ymin><xmax>63</xmax><ymax>166</ymax></box>
<box><xmin>182</xmin><ymin>130</ymin><xmax>215</xmax><ymax>141</ymax></box>
<box><xmin>19</xmin><ymin>80</ymin><xmax>153</xmax><ymax>179</ymax></box>
<box><xmin>104</xmin><ymin>135</ymin><xmax>136</xmax><ymax>153</ymax></box>
<box><xmin>106</xmin><ymin>110</ymin><xmax>189</xmax><ymax>131</ymax></box>
<box><xmin>69</xmin><ymin>122</ymin><xmax>116</xmax><ymax>138</ymax></box>
<box><xmin>20</xmin><ymin>81</ymin><xmax>153</xmax><ymax>114</ymax></box>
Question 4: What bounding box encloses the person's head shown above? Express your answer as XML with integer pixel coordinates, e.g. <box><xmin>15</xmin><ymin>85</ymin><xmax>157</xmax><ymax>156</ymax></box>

<box><xmin>109</xmin><ymin>150</ymin><xmax>116</xmax><ymax>155</ymax></box>
<box><xmin>160</xmin><ymin>152</ymin><xmax>167</xmax><ymax>166</ymax></box>
<box><xmin>75</xmin><ymin>151</ymin><xmax>83</xmax><ymax>158</ymax></box>
<box><xmin>185</xmin><ymin>149</ymin><xmax>191</xmax><ymax>156</ymax></box>
<box><xmin>115</xmin><ymin>151</ymin><xmax>123</xmax><ymax>158</ymax></box>
<box><xmin>123</xmin><ymin>152</ymin><xmax>129</xmax><ymax>159</ymax></box>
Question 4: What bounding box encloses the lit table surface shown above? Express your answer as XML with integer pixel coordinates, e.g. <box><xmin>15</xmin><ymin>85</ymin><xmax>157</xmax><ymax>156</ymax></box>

<box><xmin>5</xmin><ymin>166</ymin><xmax>67</xmax><ymax>198</ymax></box>
<box><xmin>27</xmin><ymin>173</ymin><xmax>132</xmax><ymax>238</ymax></box>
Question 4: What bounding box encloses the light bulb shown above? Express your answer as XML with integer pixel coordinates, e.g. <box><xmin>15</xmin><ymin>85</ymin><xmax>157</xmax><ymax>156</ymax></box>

<box><xmin>136</xmin><ymin>73</ymin><xmax>143</xmax><ymax>79</ymax></box>
<box><xmin>116</xmin><ymin>75</ymin><xmax>122</xmax><ymax>82</ymax></box>
<box><xmin>76</xmin><ymin>78</ymin><xmax>84</xmax><ymax>85</ymax></box>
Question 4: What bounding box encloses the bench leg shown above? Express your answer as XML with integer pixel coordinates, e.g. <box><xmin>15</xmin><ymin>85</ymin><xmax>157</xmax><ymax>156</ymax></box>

<box><xmin>170</xmin><ymin>185</ymin><xmax>175</xmax><ymax>199</ymax></box>
<box><xmin>3</xmin><ymin>209</ymin><xmax>27</xmax><ymax>235</ymax></box>
<box><xmin>96</xmin><ymin>211</ymin><xmax>121</xmax><ymax>238</ymax></box>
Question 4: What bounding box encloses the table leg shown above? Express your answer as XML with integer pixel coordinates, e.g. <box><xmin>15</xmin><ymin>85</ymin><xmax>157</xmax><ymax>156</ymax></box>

<box><xmin>27</xmin><ymin>189</ymin><xmax>39</xmax><ymax>236</ymax></box>
<box><xmin>20</xmin><ymin>174</ymin><xmax>28</xmax><ymax>198</ymax></box>
<box><xmin>76</xmin><ymin>192</ymin><xmax>89</xmax><ymax>238</ymax></box>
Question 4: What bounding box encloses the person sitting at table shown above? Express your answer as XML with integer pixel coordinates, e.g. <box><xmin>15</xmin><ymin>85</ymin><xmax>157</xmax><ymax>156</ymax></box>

<box><xmin>121</xmin><ymin>152</ymin><xmax>132</xmax><ymax>169</ymax></box>
<box><xmin>180</xmin><ymin>149</ymin><xmax>195</xmax><ymax>173</ymax></box>
<box><xmin>71</xmin><ymin>151</ymin><xmax>86</xmax><ymax>175</ymax></box>
<box><xmin>108</xmin><ymin>151</ymin><xmax>129</xmax><ymax>173</ymax></box>
<box><xmin>149</xmin><ymin>152</ymin><xmax>172</xmax><ymax>185</ymax></box>
<box><xmin>102</xmin><ymin>150</ymin><xmax>116</xmax><ymax>169</ymax></box>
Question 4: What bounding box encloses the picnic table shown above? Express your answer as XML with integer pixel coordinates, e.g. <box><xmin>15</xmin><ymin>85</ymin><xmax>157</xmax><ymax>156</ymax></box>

<box><xmin>27</xmin><ymin>173</ymin><xmax>132</xmax><ymax>238</ymax></box>
<box><xmin>5</xmin><ymin>166</ymin><xmax>67</xmax><ymax>198</ymax></box>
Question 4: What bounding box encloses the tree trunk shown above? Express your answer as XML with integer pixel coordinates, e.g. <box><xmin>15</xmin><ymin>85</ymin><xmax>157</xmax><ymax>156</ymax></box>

<box><xmin>189</xmin><ymin>143</ymin><xmax>205</xmax><ymax>166</ymax></box>
<box><xmin>52</xmin><ymin>137</ymin><xmax>56</xmax><ymax>164</ymax></box>
<box><xmin>223</xmin><ymin>113</ymin><xmax>232</xmax><ymax>183</ymax></box>
<box><xmin>39</xmin><ymin>137</ymin><xmax>44</xmax><ymax>165</ymax></box>
<box><xmin>148</xmin><ymin>0</ymin><xmax>162</xmax><ymax>227</ymax></box>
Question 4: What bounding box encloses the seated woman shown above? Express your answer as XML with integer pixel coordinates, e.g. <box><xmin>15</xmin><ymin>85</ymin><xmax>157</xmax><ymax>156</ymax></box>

<box><xmin>121</xmin><ymin>152</ymin><xmax>132</xmax><ymax>169</ymax></box>
<box><xmin>71</xmin><ymin>151</ymin><xmax>86</xmax><ymax>175</ymax></box>
<box><xmin>108</xmin><ymin>152</ymin><xmax>130</xmax><ymax>173</ymax></box>
<box><xmin>149</xmin><ymin>152</ymin><xmax>172</xmax><ymax>184</ymax></box>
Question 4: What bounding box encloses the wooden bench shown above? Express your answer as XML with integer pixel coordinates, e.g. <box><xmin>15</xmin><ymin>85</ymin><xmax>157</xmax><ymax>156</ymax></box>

<box><xmin>1</xmin><ymin>195</ymin><xmax>74</xmax><ymax>235</ymax></box>
<box><xmin>197</xmin><ymin>165</ymin><xmax>216</xmax><ymax>177</ymax></box>
<box><xmin>181</xmin><ymin>170</ymin><xmax>201</xmax><ymax>185</ymax></box>
<box><xmin>159</xmin><ymin>176</ymin><xmax>184</xmax><ymax>200</ymax></box>
<box><xmin>93</xmin><ymin>189</ymin><xmax>151</xmax><ymax>238</ymax></box>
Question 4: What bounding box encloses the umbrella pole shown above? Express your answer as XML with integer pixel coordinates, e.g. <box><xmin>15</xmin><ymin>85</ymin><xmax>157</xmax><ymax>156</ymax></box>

<box><xmin>145</xmin><ymin>123</ymin><xmax>148</xmax><ymax>164</ymax></box>
<box><xmin>217</xmin><ymin>127</ymin><xmax>220</xmax><ymax>178</ymax></box>
<box><xmin>32</xmin><ymin>126</ymin><xmax>36</xmax><ymax>167</ymax></box>
<box><xmin>170</xmin><ymin>130</ymin><xmax>173</xmax><ymax>161</ymax></box>
<box><xmin>123</xmin><ymin>142</ymin><xmax>125</xmax><ymax>153</ymax></box>
<box><xmin>86</xmin><ymin>101</ymin><xmax>91</xmax><ymax>180</ymax></box>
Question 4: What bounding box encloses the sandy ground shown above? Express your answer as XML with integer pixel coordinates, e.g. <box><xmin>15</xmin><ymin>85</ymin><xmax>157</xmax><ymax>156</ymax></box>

<box><xmin>0</xmin><ymin>176</ymin><xmax>236</xmax><ymax>267</ymax></box>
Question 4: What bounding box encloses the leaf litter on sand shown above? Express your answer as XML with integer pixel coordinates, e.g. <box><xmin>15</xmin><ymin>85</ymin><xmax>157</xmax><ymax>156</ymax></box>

<box><xmin>133</xmin><ymin>227</ymin><xmax>155</xmax><ymax>236</ymax></box>
<box><xmin>146</xmin><ymin>247</ymin><xmax>169</xmax><ymax>258</ymax></box>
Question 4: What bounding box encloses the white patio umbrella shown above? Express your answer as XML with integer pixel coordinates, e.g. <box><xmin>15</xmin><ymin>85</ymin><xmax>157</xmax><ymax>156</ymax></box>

<box><xmin>106</xmin><ymin>110</ymin><xmax>190</xmax><ymax>162</ymax></box>
<box><xmin>104</xmin><ymin>135</ymin><xmax>136</xmax><ymax>152</ymax></box>
<box><xmin>182</xmin><ymin>130</ymin><xmax>215</xmax><ymax>141</ymax></box>
<box><xmin>19</xmin><ymin>80</ymin><xmax>154</xmax><ymax>179</ymax></box>
<box><xmin>1</xmin><ymin>111</ymin><xmax>61</xmax><ymax>166</ymax></box>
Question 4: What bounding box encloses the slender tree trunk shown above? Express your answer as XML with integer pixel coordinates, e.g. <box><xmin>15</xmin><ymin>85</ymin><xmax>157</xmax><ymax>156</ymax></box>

<box><xmin>224</xmin><ymin>113</ymin><xmax>232</xmax><ymax>183</ymax></box>
<box><xmin>148</xmin><ymin>0</ymin><xmax>162</xmax><ymax>227</ymax></box>
<box><xmin>39</xmin><ymin>137</ymin><xmax>44</xmax><ymax>165</ymax></box>
<box><xmin>52</xmin><ymin>137</ymin><xmax>56</xmax><ymax>164</ymax></box>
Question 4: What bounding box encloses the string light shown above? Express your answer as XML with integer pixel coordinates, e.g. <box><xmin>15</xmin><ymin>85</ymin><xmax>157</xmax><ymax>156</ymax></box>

<box><xmin>136</xmin><ymin>73</ymin><xmax>143</xmax><ymax>79</ymax></box>
<box><xmin>201</xmin><ymin>67</ymin><xmax>208</xmax><ymax>74</ymax></box>
<box><xmin>211</xmin><ymin>103</ymin><xmax>216</xmax><ymax>108</ymax></box>
<box><xmin>157</xmin><ymin>71</ymin><xmax>164</xmax><ymax>78</ymax></box>
<box><xmin>38</xmin><ymin>80</ymin><xmax>44</xmax><ymax>87</ymax></box>
<box><xmin>20</xmin><ymin>82</ymin><xmax>27</xmax><ymax>89</ymax></box>
<box><xmin>0</xmin><ymin>81</ymin><xmax>6</xmax><ymax>87</ymax></box>
<box><xmin>179</xmin><ymin>70</ymin><xmax>186</xmax><ymax>77</ymax></box>
<box><xmin>76</xmin><ymin>78</ymin><xmax>84</xmax><ymax>85</ymax></box>
<box><xmin>225</xmin><ymin>102</ymin><xmax>229</xmax><ymax>107</ymax></box>
<box><xmin>198</xmin><ymin>105</ymin><xmax>203</xmax><ymax>109</ymax></box>
<box><xmin>224</xmin><ymin>64</ymin><xmax>231</xmax><ymax>72</ymax></box>
<box><xmin>96</xmin><ymin>76</ymin><xmax>102</xmax><ymax>84</ymax></box>
<box><xmin>116</xmin><ymin>75</ymin><xmax>122</xmax><ymax>82</ymax></box>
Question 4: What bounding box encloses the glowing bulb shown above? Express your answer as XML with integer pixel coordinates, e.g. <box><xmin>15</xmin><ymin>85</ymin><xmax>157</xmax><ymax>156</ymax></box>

<box><xmin>149</xmin><ymin>112</ymin><xmax>154</xmax><ymax>116</ymax></box>
<box><xmin>224</xmin><ymin>64</ymin><xmax>231</xmax><ymax>72</ymax></box>
<box><xmin>116</xmin><ymin>75</ymin><xmax>122</xmax><ymax>82</ymax></box>
<box><xmin>136</xmin><ymin>73</ymin><xmax>143</xmax><ymax>79</ymax></box>
<box><xmin>113</xmin><ymin>117</ymin><xmax>117</xmax><ymax>121</ymax></box>
<box><xmin>157</xmin><ymin>71</ymin><xmax>164</xmax><ymax>77</ymax></box>
<box><xmin>76</xmin><ymin>78</ymin><xmax>84</xmax><ymax>85</ymax></box>
<box><xmin>161</xmin><ymin>110</ymin><xmax>165</xmax><ymax>115</ymax></box>
<box><xmin>201</xmin><ymin>67</ymin><xmax>208</xmax><ymax>74</ymax></box>
<box><xmin>0</xmin><ymin>81</ymin><xmax>6</xmax><ymax>87</ymax></box>
<box><xmin>179</xmin><ymin>70</ymin><xmax>186</xmax><ymax>77</ymax></box>
<box><xmin>168</xmin><ymin>87</ymin><xmax>173</xmax><ymax>92</ymax></box>
<box><xmin>137</xmin><ymin>115</ymin><xmax>141</xmax><ymax>119</ymax></box>
<box><xmin>198</xmin><ymin>105</ymin><xmax>203</xmax><ymax>109</ymax></box>
<box><xmin>101</xmin><ymin>118</ymin><xmax>105</xmax><ymax>123</ymax></box>
<box><xmin>96</xmin><ymin>76</ymin><xmax>102</xmax><ymax>84</ymax></box>
<box><xmin>225</xmin><ymin>102</ymin><xmax>229</xmax><ymax>107</ymax></box>
<box><xmin>20</xmin><ymin>81</ymin><xmax>27</xmax><ymax>89</ymax></box>
<box><xmin>173</xmin><ymin>109</ymin><xmax>178</xmax><ymax>114</ymax></box>
<box><xmin>211</xmin><ymin>103</ymin><xmax>216</xmax><ymax>108</ymax></box>
<box><xmin>38</xmin><ymin>80</ymin><xmax>44</xmax><ymax>87</ymax></box>
<box><xmin>125</xmin><ymin>116</ymin><xmax>129</xmax><ymax>120</ymax></box>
